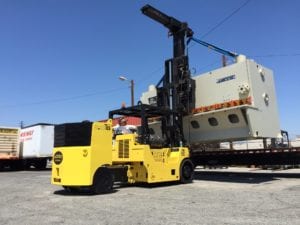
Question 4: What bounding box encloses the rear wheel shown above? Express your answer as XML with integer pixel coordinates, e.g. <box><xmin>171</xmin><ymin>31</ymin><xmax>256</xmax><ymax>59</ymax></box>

<box><xmin>92</xmin><ymin>167</ymin><xmax>114</xmax><ymax>194</ymax></box>
<box><xmin>180</xmin><ymin>159</ymin><xmax>194</xmax><ymax>183</ymax></box>
<box><xmin>34</xmin><ymin>159</ymin><xmax>48</xmax><ymax>170</ymax></box>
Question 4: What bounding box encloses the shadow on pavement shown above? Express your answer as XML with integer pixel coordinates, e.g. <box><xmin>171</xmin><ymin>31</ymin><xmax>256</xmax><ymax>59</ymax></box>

<box><xmin>53</xmin><ymin>189</ymin><xmax>118</xmax><ymax>196</ymax></box>
<box><xmin>0</xmin><ymin>166</ymin><xmax>51</xmax><ymax>172</ymax></box>
<box><xmin>194</xmin><ymin>170</ymin><xmax>300</xmax><ymax>184</ymax></box>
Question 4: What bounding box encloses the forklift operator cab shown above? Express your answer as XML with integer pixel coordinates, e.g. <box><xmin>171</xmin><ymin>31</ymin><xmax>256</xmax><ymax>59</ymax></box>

<box><xmin>113</xmin><ymin>117</ymin><xmax>137</xmax><ymax>136</ymax></box>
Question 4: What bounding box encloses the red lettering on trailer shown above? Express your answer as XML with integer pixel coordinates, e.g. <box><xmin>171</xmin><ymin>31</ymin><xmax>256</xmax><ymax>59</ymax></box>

<box><xmin>20</xmin><ymin>130</ymin><xmax>34</xmax><ymax>137</ymax></box>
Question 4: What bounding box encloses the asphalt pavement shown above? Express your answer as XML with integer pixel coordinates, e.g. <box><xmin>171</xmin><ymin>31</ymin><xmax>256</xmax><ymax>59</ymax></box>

<box><xmin>0</xmin><ymin>167</ymin><xmax>299</xmax><ymax>225</ymax></box>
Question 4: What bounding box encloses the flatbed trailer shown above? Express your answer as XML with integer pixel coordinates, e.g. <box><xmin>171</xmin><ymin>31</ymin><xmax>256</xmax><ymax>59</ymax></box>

<box><xmin>191</xmin><ymin>147</ymin><xmax>300</xmax><ymax>166</ymax></box>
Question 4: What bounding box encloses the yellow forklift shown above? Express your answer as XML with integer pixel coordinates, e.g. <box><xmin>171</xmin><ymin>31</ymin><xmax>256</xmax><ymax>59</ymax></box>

<box><xmin>52</xmin><ymin>5</ymin><xmax>196</xmax><ymax>194</ymax></box>
<box><xmin>52</xmin><ymin>104</ymin><xmax>194</xmax><ymax>194</ymax></box>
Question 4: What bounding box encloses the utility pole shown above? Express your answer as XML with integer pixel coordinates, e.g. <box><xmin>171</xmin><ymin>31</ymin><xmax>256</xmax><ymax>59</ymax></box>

<box><xmin>119</xmin><ymin>76</ymin><xmax>134</xmax><ymax>106</ymax></box>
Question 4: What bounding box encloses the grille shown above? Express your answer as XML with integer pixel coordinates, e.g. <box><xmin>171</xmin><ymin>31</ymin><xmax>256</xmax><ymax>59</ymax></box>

<box><xmin>54</xmin><ymin>122</ymin><xmax>92</xmax><ymax>147</ymax></box>
<box><xmin>118</xmin><ymin>139</ymin><xmax>129</xmax><ymax>158</ymax></box>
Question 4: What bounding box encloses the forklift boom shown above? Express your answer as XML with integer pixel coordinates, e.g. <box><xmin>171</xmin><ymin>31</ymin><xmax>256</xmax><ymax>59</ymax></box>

<box><xmin>141</xmin><ymin>5</ymin><xmax>195</xmax><ymax>147</ymax></box>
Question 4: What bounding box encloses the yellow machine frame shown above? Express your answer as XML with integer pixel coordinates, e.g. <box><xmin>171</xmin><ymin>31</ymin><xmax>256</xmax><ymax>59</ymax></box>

<box><xmin>52</xmin><ymin>121</ymin><xmax>113</xmax><ymax>186</ymax></box>
<box><xmin>113</xmin><ymin>133</ymin><xmax>190</xmax><ymax>183</ymax></box>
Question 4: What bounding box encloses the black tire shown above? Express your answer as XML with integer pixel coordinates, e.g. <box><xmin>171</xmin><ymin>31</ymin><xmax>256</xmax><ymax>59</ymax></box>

<box><xmin>34</xmin><ymin>159</ymin><xmax>47</xmax><ymax>170</ymax></box>
<box><xmin>92</xmin><ymin>167</ymin><xmax>114</xmax><ymax>194</ymax></box>
<box><xmin>10</xmin><ymin>160</ymin><xmax>24</xmax><ymax>171</ymax></box>
<box><xmin>180</xmin><ymin>159</ymin><xmax>194</xmax><ymax>183</ymax></box>
<box><xmin>63</xmin><ymin>186</ymin><xmax>79</xmax><ymax>193</ymax></box>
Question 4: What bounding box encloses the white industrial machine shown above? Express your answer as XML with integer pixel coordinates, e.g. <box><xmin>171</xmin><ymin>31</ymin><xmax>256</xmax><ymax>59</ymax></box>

<box><xmin>140</xmin><ymin>56</ymin><xmax>281</xmax><ymax>146</ymax></box>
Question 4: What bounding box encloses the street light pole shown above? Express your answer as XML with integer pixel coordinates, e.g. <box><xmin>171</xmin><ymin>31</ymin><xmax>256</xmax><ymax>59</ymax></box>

<box><xmin>119</xmin><ymin>76</ymin><xmax>134</xmax><ymax>106</ymax></box>
<box><xmin>130</xmin><ymin>79</ymin><xmax>134</xmax><ymax>107</ymax></box>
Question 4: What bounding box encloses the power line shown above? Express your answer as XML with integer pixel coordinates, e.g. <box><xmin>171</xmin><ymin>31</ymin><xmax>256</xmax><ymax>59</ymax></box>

<box><xmin>135</xmin><ymin>65</ymin><xmax>164</xmax><ymax>84</ymax></box>
<box><xmin>251</xmin><ymin>53</ymin><xmax>300</xmax><ymax>58</ymax></box>
<box><xmin>0</xmin><ymin>87</ymin><xmax>128</xmax><ymax>108</ymax></box>
<box><xmin>192</xmin><ymin>59</ymin><xmax>220</xmax><ymax>75</ymax></box>
<box><xmin>201</xmin><ymin>0</ymin><xmax>252</xmax><ymax>39</ymax></box>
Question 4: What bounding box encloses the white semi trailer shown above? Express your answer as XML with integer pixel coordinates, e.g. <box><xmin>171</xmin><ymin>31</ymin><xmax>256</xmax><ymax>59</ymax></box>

<box><xmin>20</xmin><ymin>123</ymin><xmax>54</xmax><ymax>169</ymax></box>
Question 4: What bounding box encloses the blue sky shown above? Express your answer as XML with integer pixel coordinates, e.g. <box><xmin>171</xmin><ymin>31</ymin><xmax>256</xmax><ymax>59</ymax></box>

<box><xmin>1</xmin><ymin>0</ymin><xmax>300</xmax><ymax>137</ymax></box>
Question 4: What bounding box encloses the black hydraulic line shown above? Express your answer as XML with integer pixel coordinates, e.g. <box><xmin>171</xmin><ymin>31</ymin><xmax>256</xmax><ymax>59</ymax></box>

<box><xmin>156</xmin><ymin>75</ymin><xmax>164</xmax><ymax>88</ymax></box>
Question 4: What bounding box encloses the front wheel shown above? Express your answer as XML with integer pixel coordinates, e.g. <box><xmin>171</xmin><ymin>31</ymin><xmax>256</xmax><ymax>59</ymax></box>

<box><xmin>63</xmin><ymin>186</ymin><xmax>79</xmax><ymax>193</ymax></box>
<box><xmin>92</xmin><ymin>167</ymin><xmax>114</xmax><ymax>194</ymax></box>
<box><xmin>180</xmin><ymin>159</ymin><xmax>194</xmax><ymax>183</ymax></box>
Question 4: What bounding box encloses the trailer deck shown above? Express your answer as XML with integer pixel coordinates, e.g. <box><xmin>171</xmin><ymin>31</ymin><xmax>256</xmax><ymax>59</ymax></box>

<box><xmin>191</xmin><ymin>147</ymin><xmax>300</xmax><ymax>166</ymax></box>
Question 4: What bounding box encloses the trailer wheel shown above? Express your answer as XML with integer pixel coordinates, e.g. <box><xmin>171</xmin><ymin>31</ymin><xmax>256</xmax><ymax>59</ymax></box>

<box><xmin>10</xmin><ymin>160</ymin><xmax>23</xmax><ymax>171</ymax></box>
<box><xmin>92</xmin><ymin>167</ymin><xmax>114</xmax><ymax>194</ymax></box>
<box><xmin>34</xmin><ymin>159</ymin><xmax>48</xmax><ymax>170</ymax></box>
<box><xmin>180</xmin><ymin>159</ymin><xmax>194</xmax><ymax>183</ymax></box>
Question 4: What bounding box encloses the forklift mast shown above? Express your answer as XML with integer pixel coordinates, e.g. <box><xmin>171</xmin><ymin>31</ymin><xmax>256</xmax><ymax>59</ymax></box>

<box><xmin>141</xmin><ymin>5</ymin><xmax>195</xmax><ymax>146</ymax></box>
